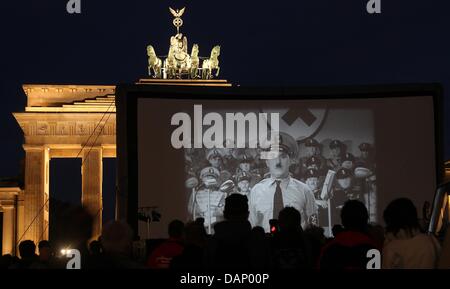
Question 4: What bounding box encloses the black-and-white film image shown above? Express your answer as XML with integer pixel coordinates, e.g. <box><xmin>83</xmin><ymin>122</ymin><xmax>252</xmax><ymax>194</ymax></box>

<box><xmin>184</xmin><ymin>108</ymin><xmax>376</xmax><ymax>236</ymax></box>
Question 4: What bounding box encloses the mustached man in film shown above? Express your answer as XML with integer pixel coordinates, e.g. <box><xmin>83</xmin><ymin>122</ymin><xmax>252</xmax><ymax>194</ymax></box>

<box><xmin>248</xmin><ymin>132</ymin><xmax>318</xmax><ymax>232</ymax></box>
<box><xmin>185</xmin><ymin>130</ymin><xmax>376</xmax><ymax>234</ymax></box>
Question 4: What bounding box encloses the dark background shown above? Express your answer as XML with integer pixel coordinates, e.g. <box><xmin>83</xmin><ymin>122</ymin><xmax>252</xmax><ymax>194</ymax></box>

<box><xmin>1</xmin><ymin>0</ymin><xmax>449</xmax><ymax>223</ymax></box>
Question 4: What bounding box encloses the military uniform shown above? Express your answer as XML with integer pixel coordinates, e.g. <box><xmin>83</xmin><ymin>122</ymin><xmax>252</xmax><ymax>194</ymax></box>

<box><xmin>249</xmin><ymin>132</ymin><xmax>317</xmax><ymax>232</ymax></box>
<box><xmin>355</xmin><ymin>142</ymin><xmax>376</xmax><ymax>171</ymax></box>
<box><xmin>294</xmin><ymin>138</ymin><xmax>326</xmax><ymax>180</ymax></box>
<box><xmin>341</xmin><ymin>152</ymin><xmax>355</xmax><ymax>171</ymax></box>
<box><xmin>206</xmin><ymin>149</ymin><xmax>224</xmax><ymax>168</ymax></box>
<box><xmin>300</xmin><ymin>155</ymin><xmax>327</xmax><ymax>181</ymax></box>
<box><xmin>234</xmin><ymin>153</ymin><xmax>262</xmax><ymax>187</ymax></box>
<box><xmin>205</xmin><ymin>149</ymin><xmax>234</xmax><ymax>185</ymax></box>
<box><xmin>332</xmin><ymin>168</ymin><xmax>361</xmax><ymax>220</ymax></box>
<box><xmin>304</xmin><ymin>138</ymin><xmax>320</xmax><ymax>148</ymax></box>
<box><xmin>235</xmin><ymin>170</ymin><xmax>252</xmax><ymax>198</ymax></box>
<box><xmin>304</xmin><ymin>168</ymin><xmax>328</xmax><ymax>227</ymax></box>
<box><xmin>188</xmin><ymin>167</ymin><xmax>227</xmax><ymax>234</ymax></box>
<box><xmin>326</xmin><ymin>140</ymin><xmax>345</xmax><ymax>171</ymax></box>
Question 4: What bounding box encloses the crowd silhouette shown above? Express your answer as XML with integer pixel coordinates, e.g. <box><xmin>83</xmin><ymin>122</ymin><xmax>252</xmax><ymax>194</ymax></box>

<box><xmin>1</xmin><ymin>196</ymin><xmax>449</xmax><ymax>270</ymax></box>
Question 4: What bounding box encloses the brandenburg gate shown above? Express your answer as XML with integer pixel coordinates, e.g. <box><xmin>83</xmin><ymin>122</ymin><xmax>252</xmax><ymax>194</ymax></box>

<box><xmin>2</xmin><ymin>78</ymin><xmax>228</xmax><ymax>255</ymax></box>
<box><xmin>1</xmin><ymin>5</ymin><xmax>228</xmax><ymax>254</ymax></box>
<box><xmin>12</xmin><ymin>84</ymin><xmax>117</xmax><ymax>249</ymax></box>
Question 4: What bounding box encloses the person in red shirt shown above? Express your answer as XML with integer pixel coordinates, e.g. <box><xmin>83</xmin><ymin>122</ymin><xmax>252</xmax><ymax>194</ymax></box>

<box><xmin>318</xmin><ymin>200</ymin><xmax>380</xmax><ymax>270</ymax></box>
<box><xmin>147</xmin><ymin>220</ymin><xmax>185</xmax><ymax>269</ymax></box>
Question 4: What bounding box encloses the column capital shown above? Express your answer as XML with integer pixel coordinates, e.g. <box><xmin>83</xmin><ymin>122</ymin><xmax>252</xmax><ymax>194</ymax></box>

<box><xmin>0</xmin><ymin>201</ymin><xmax>14</xmax><ymax>211</ymax></box>
<box><xmin>23</xmin><ymin>144</ymin><xmax>48</xmax><ymax>152</ymax></box>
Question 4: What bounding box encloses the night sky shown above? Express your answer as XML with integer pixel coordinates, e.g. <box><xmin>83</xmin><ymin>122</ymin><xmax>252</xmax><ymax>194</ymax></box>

<box><xmin>1</xmin><ymin>0</ymin><xmax>450</xmax><ymax>221</ymax></box>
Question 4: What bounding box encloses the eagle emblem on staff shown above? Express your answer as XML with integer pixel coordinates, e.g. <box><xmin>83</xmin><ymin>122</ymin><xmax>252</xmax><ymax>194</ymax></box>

<box><xmin>170</xmin><ymin>7</ymin><xmax>185</xmax><ymax>33</ymax></box>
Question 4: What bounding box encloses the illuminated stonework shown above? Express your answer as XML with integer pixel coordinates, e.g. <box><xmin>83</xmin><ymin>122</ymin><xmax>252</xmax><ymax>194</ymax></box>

<box><xmin>0</xmin><ymin>186</ymin><xmax>22</xmax><ymax>255</ymax></box>
<box><xmin>6</xmin><ymin>79</ymin><xmax>230</xmax><ymax>254</ymax></box>
<box><xmin>12</xmin><ymin>84</ymin><xmax>117</xmax><ymax>247</ymax></box>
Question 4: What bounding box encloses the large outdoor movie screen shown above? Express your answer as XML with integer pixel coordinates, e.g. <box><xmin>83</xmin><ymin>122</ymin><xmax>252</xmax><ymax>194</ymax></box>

<box><xmin>136</xmin><ymin>95</ymin><xmax>436</xmax><ymax>238</ymax></box>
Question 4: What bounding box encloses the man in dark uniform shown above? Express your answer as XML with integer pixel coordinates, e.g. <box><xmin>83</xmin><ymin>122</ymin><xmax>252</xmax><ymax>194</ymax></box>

<box><xmin>327</xmin><ymin>140</ymin><xmax>345</xmax><ymax>171</ymax></box>
<box><xmin>341</xmin><ymin>152</ymin><xmax>355</xmax><ymax>171</ymax></box>
<box><xmin>304</xmin><ymin>168</ymin><xmax>321</xmax><ymax>199</ymax></box>
<box><xmin>304</xmin><ymin>138</ymin><xmax>321</xmax><ymax>158</ymax></box>
<box><xmin>206</xmin><ymin>149</ymin><xmax>224</xmax><ymax>170</ymax></box>
<box><xmin>234</xmin><ymin>153</ymin><xmax>262</xmax><ymax>187</ymax></box>
<box><xmin>332</xmin><ymin>168</ymin><xmax>361</xmax><ymax>218</ymax></box>
<box><xmin>306</xmin><ymin>155</ymin><xmax>321</xmax><ymax>170</ymax></box>
<box><xmin>355</xmin><ymin>142</ymin><xmax>375</xmax><ymax>171</ymax></box>
<box><xmin>305</xmin><ymin>155</ymin><xmax>327</xmax><ymax>175</ymax></box>
<box><xmin>206</xmin><ymin>148</ymin><xmax>233</xmax><ymax>185</ymax></box>
<box><xmin>294</xmin><ymin>138</ymin><xmax>326</xmax><ymax>180</ymax></box>
<box><xmin>304</xmin><ymin>168</ymin><xmax>328</xmax><ymax>227</ymax></box>
<box><xmin>235</xmin><ymin>170</ymin><xmax>252</xmax><ymax>197</ymax></box>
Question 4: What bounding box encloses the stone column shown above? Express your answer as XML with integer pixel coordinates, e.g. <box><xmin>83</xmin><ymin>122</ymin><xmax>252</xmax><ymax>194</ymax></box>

<box><xmin>2</xmin><ymin>204</ymin><xmax>15</xmax><ymax>255</ymax></box>
<box><xmin>22</xmin><ymin>146</ymin><xmax>49</xmax><ymax>246</ymax></box>
<box><xmin>82</xmin><ymin>147</ymin><xmax>103</xmax><ymax>240</ymax></box>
